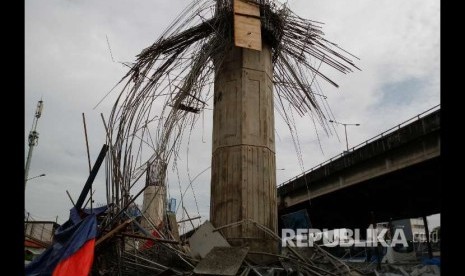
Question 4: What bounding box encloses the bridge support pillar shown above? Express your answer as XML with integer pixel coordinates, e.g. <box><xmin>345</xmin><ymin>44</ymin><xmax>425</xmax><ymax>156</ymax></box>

<box><xmin>211</xmin><ymin>43</ymin><xmax>278</xmax><ymax>255</ymax></box>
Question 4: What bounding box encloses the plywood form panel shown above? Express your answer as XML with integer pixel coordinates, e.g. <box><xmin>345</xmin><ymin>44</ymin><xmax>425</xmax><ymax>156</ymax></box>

<box><xmin>234</xmin><ymin>0</ymin><xmax>260</xmax><ymax>17</ymax></box>
<box><xmin>234</xmin><ymin>14</ymin><xmax>262</xmax><ymax>51</ymax></box>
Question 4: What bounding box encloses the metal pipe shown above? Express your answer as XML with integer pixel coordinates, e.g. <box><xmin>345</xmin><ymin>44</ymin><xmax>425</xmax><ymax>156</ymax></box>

<box><xmin>82</xmin><ymin>113</ymin><xmax>92</xmax><ymax>173</ymax></box>
<box><xmin>66</xmin><ymin>190</ymin><xmax>76</xmax><ymax>207</ymax></box>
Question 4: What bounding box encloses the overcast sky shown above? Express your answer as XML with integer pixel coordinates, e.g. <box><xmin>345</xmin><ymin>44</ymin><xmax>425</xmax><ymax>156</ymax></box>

<box><xmin>25</xmin><ymin>0</ymin><xmax>440</xmax><ymax>230</ymax></box>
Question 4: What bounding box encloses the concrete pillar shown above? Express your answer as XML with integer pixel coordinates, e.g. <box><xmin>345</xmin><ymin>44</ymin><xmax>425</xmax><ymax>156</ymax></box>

<box><xmin>211</xmin><ymin>43</ymin><xmax>277</xmax><ymax>253</ymax></box>
<box><xmin>141</xmin><ymin>160</ymin><xmax>167</xmax><ymax>231</ymax></box>
<box><xmin>141</xmin><ymin>186</ymin><xmax>166</xmax><ymax>230</ymax></box>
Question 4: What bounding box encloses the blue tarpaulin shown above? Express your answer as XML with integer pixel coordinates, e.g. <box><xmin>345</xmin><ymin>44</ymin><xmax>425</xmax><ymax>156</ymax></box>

<box><xmin>25</xmin><ymin>206</ymin><xmax>107</xmax><ymax>276</ymax></box>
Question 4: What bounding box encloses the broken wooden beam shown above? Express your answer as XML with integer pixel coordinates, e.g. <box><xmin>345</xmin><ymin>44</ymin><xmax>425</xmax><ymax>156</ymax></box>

<box><xmin>95</xmin><ymin>218</ymin><xmax>133</xmax><ymax>247</ymax></box>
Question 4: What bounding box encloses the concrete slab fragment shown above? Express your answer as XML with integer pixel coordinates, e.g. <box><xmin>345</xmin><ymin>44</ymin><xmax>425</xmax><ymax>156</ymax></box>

<box><xmin>188</xmin><ymin>221</ymin><xmax>230</xmax><ymax>259</ymax></box>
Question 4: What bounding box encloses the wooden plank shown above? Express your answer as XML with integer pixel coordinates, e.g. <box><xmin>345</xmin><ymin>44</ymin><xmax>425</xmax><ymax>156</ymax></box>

<box><xmin>233</xmin><ymin>0</ymin><xmax>261</xmax><ymax>51</ymax></box>
<box><xmin>233</xmin><ymin>0</ymin><xmax>260</xmax><ymax>17</ymax></box>
<box><xmin>234</xmin><ymin>14</ymin><xmax>262</xmax><ymax>51</ymax></box>
<box><xmin>95</xmin><ymin>218</ymin><xmax>133</xmax><ymax>246</ymax></box>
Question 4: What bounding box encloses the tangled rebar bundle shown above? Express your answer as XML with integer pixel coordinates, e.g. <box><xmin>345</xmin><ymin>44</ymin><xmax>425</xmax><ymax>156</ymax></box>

<box><xmin>100</xmin><ymin>0</ymin><xmax>359</xmax><ymax>211</ymax></box>
<box><xmin>94</xmin><ymin>0</ymin><xmax>359</xmax><ymax>273</ymax></box>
